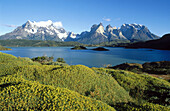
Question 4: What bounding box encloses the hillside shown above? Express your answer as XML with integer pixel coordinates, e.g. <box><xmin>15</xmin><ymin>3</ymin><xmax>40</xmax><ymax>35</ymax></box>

<box><xmin>124</xmin><ymin>34</ymin><xmax>170</xmax><ymax>50</ymax></box>
<box><xmin>0</xmin><ymin>52</ymin><xmax>170</xmax><ymax>110</ymax></box>
<box><xmin>0</xmin><ymin>45</ymin><xmax>11</xmax><ymax>50</ymax></box>
<box><xmin>0</xmin><ymin>39</ymin><xmax>84</xmax><ymax>47</ymax></box>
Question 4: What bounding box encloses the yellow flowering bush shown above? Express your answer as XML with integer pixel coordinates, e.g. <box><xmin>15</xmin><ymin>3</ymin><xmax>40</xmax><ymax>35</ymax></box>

<box><xmin>93</xmin><ymin>68</ymin><xmax>170</xmax><ymax>106</ymax></box>
<box><xmin>0</xmin><ymin>52</ymin><xmax>169</xmax><ymax>110</ymax></box>
<box><xmin>0</xmin><ymin>75</ymin><xmax>115</xmax><ymax>110</ymax></box>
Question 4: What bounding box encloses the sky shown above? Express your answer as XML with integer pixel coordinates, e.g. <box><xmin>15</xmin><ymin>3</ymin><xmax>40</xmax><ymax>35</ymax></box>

<box><xmin>0</xmin><ymin>0</ymin><xmax>170</xmax><ymax>36</ymax></box>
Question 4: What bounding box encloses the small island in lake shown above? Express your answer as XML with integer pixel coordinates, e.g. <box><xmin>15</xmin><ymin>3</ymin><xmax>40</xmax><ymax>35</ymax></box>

<box><xmin>92</xmin><ymin>47</ymin><xmax>109</xmax><ymax>51</ymax></box>
<box><xmin>71</xmin><ymin>46</ymin><xmax>87</xmax><ymax>50</ymax></box>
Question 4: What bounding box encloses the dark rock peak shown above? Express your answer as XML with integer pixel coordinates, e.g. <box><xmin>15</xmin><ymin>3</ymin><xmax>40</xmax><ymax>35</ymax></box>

<box><xmin>90</xmin><ymin>23</ymin><xmax>104</xmax><ymax>33</ymax></box>
<box><xmin>106</xmin><ymin>24</ymin><xmax>112</xmax><ymax>28</ymax></box>
<box><xmin>106</xmin><ymin>24</ymin><xmax>113</xmax><ymax>33</ymax></box>
<box><xmin>161</xmin><ymin>33</ymin><xmax>170</xmax><ymax>39</ymax></box>
<box><xmin>99</xmin><ymin>22</ymin><xmax>103</xmax><ymax>26</ymax></box>
<box><xmin>22</xmin><ymin>20</ymin><xmax>32</xmax><ymax>28</ymax></box>
<box><xmin>91</xmin><ymin>24</ymin><xmax>98</xmax><ymax>31</ymax></box>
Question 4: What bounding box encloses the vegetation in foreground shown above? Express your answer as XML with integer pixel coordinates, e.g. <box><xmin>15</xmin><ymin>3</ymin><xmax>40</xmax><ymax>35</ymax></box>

<box><xmin>0</xmin><ymin>52</ymin><xmax>169</xmax><ymax>110</ymax></box>
<box><xmin>31</xmin><ymin>56</ymin><xmax>67</xmax><ymax>66</ymax></box>
<box><xmin>110</xmin><ymin>61</ymin><xmax>170</xmax><ymax>81</ymax></box>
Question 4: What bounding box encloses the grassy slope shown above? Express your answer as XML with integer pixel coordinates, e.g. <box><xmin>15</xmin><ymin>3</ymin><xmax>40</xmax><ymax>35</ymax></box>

<box><xmin>0</xmin><ymin>52</ymin><xmax>115</xmax><ymax>110</ymax></box>
<box><xmin>92</xmin><ymin>68</ymin><xmax>170</xmax><ymax>106</ymax></box>
<box><xmin>0</xmin><ymin>45</ymin><xmax>11</xmax><ymax>50</ymax></box>
<box><xmin>16</xmin><ymin>65</ymin><xmax>132</xmax><ymax>105</ymax></box>
<box><xmin>0</xmin><ymin>52</ymin><xmax>170</xmax><ymax>110</ymax></box>
<box><xmin>0</xmin><ymin>75</ymin><xmax>115</xmax><ymax>110</ymax></box>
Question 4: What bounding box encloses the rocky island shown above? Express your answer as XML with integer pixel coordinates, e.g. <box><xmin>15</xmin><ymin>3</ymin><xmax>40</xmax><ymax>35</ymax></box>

<box><xmin>71</xmin><ymin>46</ymin><xmax>87</xmax><ymax>50</ymax></box>
<box><xmin>92</xmin><ymin>47</ymin><xmax>109</xmax><ymax>51</ymax></box>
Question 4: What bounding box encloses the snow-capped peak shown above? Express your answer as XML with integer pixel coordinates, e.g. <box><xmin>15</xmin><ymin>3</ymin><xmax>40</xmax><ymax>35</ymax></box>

<box><xmin>25</xmin><ymin>20</ymin><xmax>63</xmax><ymax>28</ymax></box>
<box><xmin>21</xmin><ymin>20</ymin><xmax>68</xmax><ymax>40</ymax></box>
<box><xmin>68</xmin><ymin>32</ymin><xmax>77</xmax><ymax>38</ymax></box>
<box><xmin>121</xmin><ymin>23</ymin><xmax>144</xmax><ymax>31</ymax></box>
<box><xmin>32</xmin><ymin>20</ymin><xmax>53</xmax><ymax>27</ymax></box>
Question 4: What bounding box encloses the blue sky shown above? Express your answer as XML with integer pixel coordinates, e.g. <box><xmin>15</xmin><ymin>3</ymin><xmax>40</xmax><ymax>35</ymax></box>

<box><xmin>0</xmin><ymin>0</ymin><xmax>170</xmax><ymax>36</ymax></box>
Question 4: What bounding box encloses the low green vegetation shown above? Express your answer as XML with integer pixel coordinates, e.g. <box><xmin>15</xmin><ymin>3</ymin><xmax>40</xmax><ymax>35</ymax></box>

<box><xmin>111</xmin><ymin>61</ymin><xmax>170</xmax><ymax>75</ymax></box>
<box><xmin>98</xmin><ymin>39</ymin><xmax>131</xmax><ymax>47</ymax></box>
<box><xmin>31</xmin><ymin>56</ymin><xmax>54</xmax><ymax>63</ymax></box>
<box><xmin>0</xmin><ymin>45</ymin><xmax>11</xmax><ymax>50</ymax></box>
<box><xmin>110</xmin><ymin>62</ymin><xmax>170</xmax><ymax>82</ymax></box>
<box><xmin>31</xmin><ymin>56</ymin><xmax>67</xmax><ymax>66</ymax></box>
<box><xmin>92</xmin><ymin>68</ymin><xmax>170</xmax><ymax>106</ymax></box>
<box><xmin>0</xmin><ymin>39</ymin><xmax>84</xmax><ymax>47</ymax></box>
<box><xmin>0</xmin><ymin>39</ymin><xmax>133</xmax><ymax>47</ymax></box>
<box><xmin>71</xmin><ymin>46</ymin><xmax>87</xmax><ymax>50</ymax></box>
<box><xmin>0</xmin><ymin>52</ymin><xmax>169</xmax><ymax>110</ymax></box>
<box><xmin>142</xmin><ymin>61</ymin><xmax>170</xmax><ymax>74</ymax></box>
<box><xmin>114</xmin><ymin>102</ymin><xmax>170</xmax><ymax>111</ymax></box>
<box><xmin>0</xmin><ymin>75</ymin><xmax>115</xmax><ymax>110</ymax></box>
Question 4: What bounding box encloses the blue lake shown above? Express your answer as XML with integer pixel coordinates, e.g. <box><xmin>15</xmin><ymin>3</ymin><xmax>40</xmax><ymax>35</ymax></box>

<box><xmin>1</xmin><ymin>47</ymin><xmax>170</xmax><ymax>67</ymax></box>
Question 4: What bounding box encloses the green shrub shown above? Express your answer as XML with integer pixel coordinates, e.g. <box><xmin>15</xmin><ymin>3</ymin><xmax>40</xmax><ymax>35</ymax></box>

<box><xmin>114</xmin><ymin>102</ymin><xmax>170</xmax><ymax>111</ymax></box>
<box><xmin>15</xmin><ymin>65</ymin><xmax>132</xmax><ymax>105</ymax></box>
<box><xmin>0</xmin><ymin>45</ymin><xmax>11</xmax><ymax>50</ymax></box>
<box><xmin>31</xmin><ymin>56</ymin><xmax>54</xmax><ymax>63</ymax></box>
<box><xmin>1</xmin><ymin>52</ymin><xmax>169</xmax><ymax>110</ymax></box>
<box><xmin>56</xmin><ymin>58</ymin><xmax>66</xmax><ymax>63</ymax></box>
<box><xmin>0</xmin><ymin>75</ymin><xmax>115</xmax><ymax>110</ymax></box>
<box><xmin>0</xmin><ymin>52</ymin><xmax>41</xmax><ymax>76</ymax></box>
<box><xmin>93</xmin><ymin>68</ymin><xmax>170</xmax><ymax>106</ymax></box>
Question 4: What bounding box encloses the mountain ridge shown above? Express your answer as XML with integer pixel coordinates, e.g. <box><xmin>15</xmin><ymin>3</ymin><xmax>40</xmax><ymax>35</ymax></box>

<box><xmin>0</xmin><ymin>20</ymin><xmax>160</xmax><ymax>44</ymax></box>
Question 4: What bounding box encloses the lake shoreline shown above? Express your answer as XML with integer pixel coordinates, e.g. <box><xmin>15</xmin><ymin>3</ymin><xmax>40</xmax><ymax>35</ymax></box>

<box><xmin>1</xmin><ymin>47</ymin><xmax>170</xmax><ymax>68</ymax></box>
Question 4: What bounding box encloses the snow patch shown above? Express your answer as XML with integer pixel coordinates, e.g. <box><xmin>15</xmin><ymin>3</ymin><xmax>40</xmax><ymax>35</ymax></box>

<box><xmin>24</xmin><ymin>28</ymin><xmax>37</xmax><ymax>34</ymax></box>
<box><xmin>96</xmin><ymin>25</ymin><xmax>105</xmax><ymax>34</ymax></box>
<box><xmin>33</xmin><ymin>20</ymin><xmax>52</xmax><ymax>27</ymax></box>
<box><xmin>53</xmin><ymin>22</ymin><xmax>63</xmax><ymax>28</ymax></box>
<box><xmin>57</xmin><ymin>32</ymin><xmax>68</xmax><ymax>39</ymax></box>
<box><xmin>28</xmin><ymin>20</ymin><xmax>63</xmax><ymax>28</ymax></box>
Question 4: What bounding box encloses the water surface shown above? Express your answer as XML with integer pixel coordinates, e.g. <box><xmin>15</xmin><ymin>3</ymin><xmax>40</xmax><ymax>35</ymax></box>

<box><xmin>1</xmin><ymin>47</ymin><xmax>170</xmax><ymax>67</ymax></box>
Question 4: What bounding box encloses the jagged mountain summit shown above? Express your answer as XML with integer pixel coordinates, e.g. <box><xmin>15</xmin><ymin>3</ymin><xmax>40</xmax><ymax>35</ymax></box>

<box><xmin>0</xmin><ymin>20</ymin><xmax>159</xmax><ymax>44</ymax></box>
<box><xmin>0</xmin><ymin>20</ymin><xmax>75</xmax><ymax>41</ymax></box>
<box><xmin>69</xmin><ymin>23</ymin><xmax>159</xmax><ymax>44</ymax></box>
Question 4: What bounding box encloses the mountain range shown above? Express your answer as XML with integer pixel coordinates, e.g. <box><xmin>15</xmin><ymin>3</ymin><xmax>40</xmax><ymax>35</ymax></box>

<box><xmin>0</xmin><ymin>20</ymin><xmax>159</xmax><ymax>44</ymax></box>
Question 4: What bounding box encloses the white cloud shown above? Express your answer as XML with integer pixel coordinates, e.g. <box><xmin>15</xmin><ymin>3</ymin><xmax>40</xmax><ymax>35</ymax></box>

<box><xmin>102</xmin><ymin>18</ymin><xmax>111</xmax><ymax>22</ymax></box>
<box><xmin>53</xmin><ymin>21</ymin><xmax>63</xmax><ymax>28</ymax></box>
<box><xmin>2</xmin><ymin>24</ymin><xmax>17</xmax><ymax>27</ymax></box>
<box><xmin>114</xmin><ymin>18</ymin><xmax>121</xmax><ymax>21</ymax></box>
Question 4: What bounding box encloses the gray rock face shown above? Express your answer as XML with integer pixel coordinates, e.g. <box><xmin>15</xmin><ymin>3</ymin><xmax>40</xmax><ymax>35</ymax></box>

<box><xmin>120</xmin><ymin>24</ymin><xmax>159</xmax><ymax>40</ymax></box>
<box><xmin>70</xmin><ymin>23</ymin><xmax>159</xmax><ymax>44</ymax></box>
<box><xmin>0</xmin><ymin>20</ymin><xmax>68</xmax><ymax>41</ymax></box>
<box><xmin>0</xmin><ymin>21</ymin><xmax>159</xmax><ymax>44</ymax></box>
<box><xmin>75</xmin><ymin>23</ymin><xmax>108</xmax><ymax>44</ymax></box>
